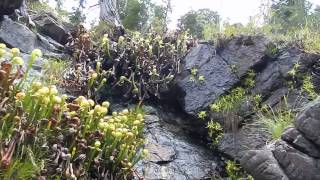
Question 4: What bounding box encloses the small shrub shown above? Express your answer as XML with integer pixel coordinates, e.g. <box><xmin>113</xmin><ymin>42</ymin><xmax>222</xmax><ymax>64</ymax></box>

<box><xmin>66</xmin><ymin>26</ymin><xmax>193</xmax><ymax>101</ymax></box>
<box><xmin>302</xmin><ymin>74</ymin><xmax>318</xmax><ymax>99</ymax></box>
<box><xmin>207</xmin><ymin>121</ymin><xmax>223</xmax><ymax>145</ymax></box>
<box><xmin>198</xmin><ymin>111</ymin><xmax>207</xmax><ymax>120</ymax></box>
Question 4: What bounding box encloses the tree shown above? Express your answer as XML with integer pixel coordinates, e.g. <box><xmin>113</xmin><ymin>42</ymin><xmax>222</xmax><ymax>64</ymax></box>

<box><xmin>178</xmin><ymin>9</ymin><xmax>220</xmax><ymax>38</ymax></box>
<box><xmin>100</xmin><ymin>0</ymin><xmax>122</xmax><ymax>27</ymax></box>
<box><xmin>69</xmin><ymin>7</ymin><xmax>86</xmax><ymax>25</ymax></box>
<box><xmin>149</xmin><ymin>0</ymin><xmax>171</xmax><ymax>33</ymax></box>
<box><xmin>269</xmin><ymin>0</ymin><xmax>312</xmax><ymax>31</ymax></box>
<box><xmin>119</xmin><ymin>0</ymin><xmax>151</xmax><ymax>31</ymax></box>
<box><xmin>308</xmin><ymin>5</ymin><xmax>320</xmax><ymax>29</ymax></box>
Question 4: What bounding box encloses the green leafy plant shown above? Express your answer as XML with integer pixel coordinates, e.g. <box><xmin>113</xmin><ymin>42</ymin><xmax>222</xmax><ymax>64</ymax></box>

<box><xmin>207</xmin><ymin>121</ymin><xmax>223</xmax><ymax>145</ymax></box>
<box><xmin>198</xmin><ymin>111</ymin><xmax>207</xmax><ymax>120</ymax></box>
<box><xmin>226</xmin><ymin>160</ymin><xmax>253</xmax><ymax>180</ymax></box>
<box><xmin>302</xmin><ymin>74</ymin><xmax>318</xmax><ymax>99</ymax></box>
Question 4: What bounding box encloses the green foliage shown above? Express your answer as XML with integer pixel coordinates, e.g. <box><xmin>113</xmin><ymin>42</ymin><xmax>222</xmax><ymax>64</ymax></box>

<box><xmin>149</xmin><ymin>1</ymin><xmax>171</xmax><ymax>33</ymax></box>
<box><xmin>269</xmin><ymin>0</ymin><xmax>312</xmax><ymax>32</ymax></box>
<box><xmin>97</xmin><ymin>30</ymin><xmax>191</xmax><ymax>100</ymax></box>
<box><xmin>27</xmin><ymin>1</ymin><xmax>56</xmax><ymax>12</ymax></box>
<box><xmin>190</xmin><ymin>67</ymin><xmax>200</xmax><ymax>82</ymax></box>
<box><xmin>207</xmin><ymin>121</ymin><xmax>224</xmax><ymax>145</ymax></box>
<box><xmin>302</xmin><ymin>74</ymin><xmax>318</xmax><ymax>99</ymax></box>
<box><xmin>42</xmin><ymin>59</ymin><xmax>70</xmax><ymax>85</ymax></box>
<box><xmin>120</xmin><ymin>0</ymin><xmax>151</xmax><ymax>31</ymax></box>
<box><xmin>287</xmin><ymin>62</ymin><xmax>301</xmax><ymax>78</ymax></box>
<box><xmin>226</xmin><ymin>160</ymin><xmax>253</xmax><ymax>180</ymax></box>
<box><xmin>258</xmin><ymin>98</ymin><xmax>295</xmax><ymax>140</ymax></box>
<box><xmin>69</xmin><ymin>7</ymin><xmax>87</xmax><ymax>26</ymax></box>
<box><xmin>90</xmin><ymin>21</ymin><xmax>113</xmax><ymax>42</ymax></box>
<box><xmin>244</xmin><ymin>69</ymin><xmax>257</xmax><ymax>89</ymax></box>
<box><xmin>198</xmin><ymin>75</ymin><xmax>205</xmax><ymax>83</ymax></box>
<box><xmin>178</xmin><ymin>9</ymin><xmax>220</xmax><ymax>38</ymax></box>
<box><xmin>207</xmin><ymin>70</ymin><xmax>260</xmax><ymax>145</ymax></box>
<box><xmin>198</xmin><ymin>111</ymin><xmax>207</xmax><ymax>120</ymax></box>
<box><xmin>210</xmin><ymin>87</ymin><xmax>246</xmax><ymax>113</ymax></box>
<box><xmin>0</xmin><ymin>47</ymin><xmax>147</xmax><ymax>179</ymax></box>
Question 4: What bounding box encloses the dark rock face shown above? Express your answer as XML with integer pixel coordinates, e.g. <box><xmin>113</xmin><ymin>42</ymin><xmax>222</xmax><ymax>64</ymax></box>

<box><xmin>281</xmin><ymin>128</ymin><xmax>320</xmax><ymax>158</ymax></box>
<box><xmin>241</xmin><ymin>100</ymin><xmax>320</xmax><ymax>180</ymax></box>
<box><xmin>174</xmin><ymin>36</ymin><xmax>273</xmax><ymax>117</ymax></box>
<box><xmin>0</xmin><ymin>0</ymin><xmax>23</xmax><ymax>16</ymax></box>
<box><xmin>295</xmin><ymin>100</ymin><xmax>320</xmax><ymax>146</ymax></box>
<box><xmin>0</xmin><ymin>16</ymin><xmax>38</xmax><ymax>53</ymax></box>
<box><xmin>174</xmin><ymin>44</ymin><xmax>238</xmax><ymax>116</ymax></box>
<box><xmin>252</xmin><ymin>47</ymin><xmax>320</xmax><ymax>100</ymax></box>
<box><xmin>135</xmin><ymin>106</ymin><xmax>222</xmax><ymax>180</ymax></box>
<box><xmin>31</xmin><ymin>12</ymin><xmax>70</xmax><ymax>45</ymax></box>
<box><xmin>219</xmin><ymin>35</ymin><xmax>272</xmax><ymax>77</ymax></box>
<box><xmin>240</xmin><ymin>150</ymin><xmax>289</xmax><ymax>180</ymax></box>
<box><xmin>273</xmin><ymin>141</ymin><xmax>320</xmax><ymax>180</ymax></box>
<box><xmin>217</xmin><ymin>123</ymin><xmax>270</xmax><ymax>160</ymax></box>
<box><xmin>0</xmin><ymin>16</ymin><xmax>67</xmax><ymax>57</ymax></box>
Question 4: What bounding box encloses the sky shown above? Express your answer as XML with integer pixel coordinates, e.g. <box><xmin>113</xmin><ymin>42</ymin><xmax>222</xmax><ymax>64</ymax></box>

<box><xmin>50</xmin><ymin>0</ymin><xmax>320</xmax><ymax>29</ymax></box>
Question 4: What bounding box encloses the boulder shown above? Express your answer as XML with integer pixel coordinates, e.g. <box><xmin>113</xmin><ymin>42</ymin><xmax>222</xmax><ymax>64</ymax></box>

<box><xmin>0</xmin><ymin>16</ymin><xmax>67</xmax><ymax>58</ymax></box>
<box><xmin>281</xmin><ymin>128</ymin><xmax>320</xmax><ymax>158</ymax></box>
<box><xmin>217</xmin><ymin>123</ymin><xmax>269</xmax><ymax>160</ymax></box>
<box><xmin>273</xmin><ymin>140</ymin><xmax>320</xmax><ymax>180</ymax></box>
<box><xmin>173</xmin><ymin>43</ymin><xmax>238</xmax><ymax>116</ymax></box>
<box><xmin>242</xmin><ymin>100</ymin><xmax>320</xmax><ymax>180</ymax></box>
<box><xmin>252</xmin><ymin>47</ymin><xmax>320</xmax><ymax>98</ymax></box>
<box><xmin>0</xmin><ymin>16</ymin><xmax>38</xmax><ymax>53</ymax></box>
<box><xmin>219</xmin><ymin>35</ymin><xmax>273</xmax><ymax>77</ymax></box>
<box><xmin>240</xmin><ymin>150</ymin><xmax>288</xmax><ymax>180</ymax></box>
<box><xmin>295</xmin><ymin>100</ymin><xmax>320</xmax><ymax>146</ymax></box>
<box><xmin>31</xmin><ymin>12</ymin><xmax>70</xmax><ymax>45</ymax></box>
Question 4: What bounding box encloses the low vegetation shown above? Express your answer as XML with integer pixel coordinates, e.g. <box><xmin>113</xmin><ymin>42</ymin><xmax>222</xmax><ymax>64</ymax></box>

<box><xmin>258</xmin><ymin>100</ymin><xmax>296</xmax><ymax>140</ymax></box>
<box><xmin>0</xmin><ymin>46</ymin><xmax>147</xmax><ymax>179</ymax></box>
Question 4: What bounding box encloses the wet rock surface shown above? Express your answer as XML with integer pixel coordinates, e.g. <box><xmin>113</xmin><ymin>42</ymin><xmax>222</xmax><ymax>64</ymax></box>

<box><xmin>134</xmin><ymin>106</ymin><xmax>222</xmax><ymax>180</ymax></box>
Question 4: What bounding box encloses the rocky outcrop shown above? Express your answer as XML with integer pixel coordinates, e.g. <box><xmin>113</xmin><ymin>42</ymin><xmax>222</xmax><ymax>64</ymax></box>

<box><xmin>219</xmin><ymin>35</ymin><xmax>273</xmax><ymax>77</ymax></box>
<box><xmin>173</xmin><ymin>36</ymin><xmax>273</xmax><ymax>117</ymax></box>
<box><xmin>241</xmin><ymin>100</ymin><xmax>320</xmax><ymax>180</ymax></box>
<box><xmin>217</xmin><ymin>123</ymin><xmax>269</xmax><ymax>160</ymax></box>
<box><xmin>0</xmin><ymin>16</ymin><xmax>67</xmax><ymax>58</ymax></box>
<box><xmin>173</xmin><ymin>43</ymin><xmax>238</xmax><ymax>116</ymax></box>
<box><xmin>169</xmin><ymin>35</ymin><xmax>320</xmax><ymax>161</ymax></box>
<box><xmin>31</xmin><ymin>12</ymin><xmax>70</xmax><ymax>45</ymax></box>
<box><xmin>252</xmin><ymin>47</ymin><xmax>320</xmax><ymax>99</ymax></box>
